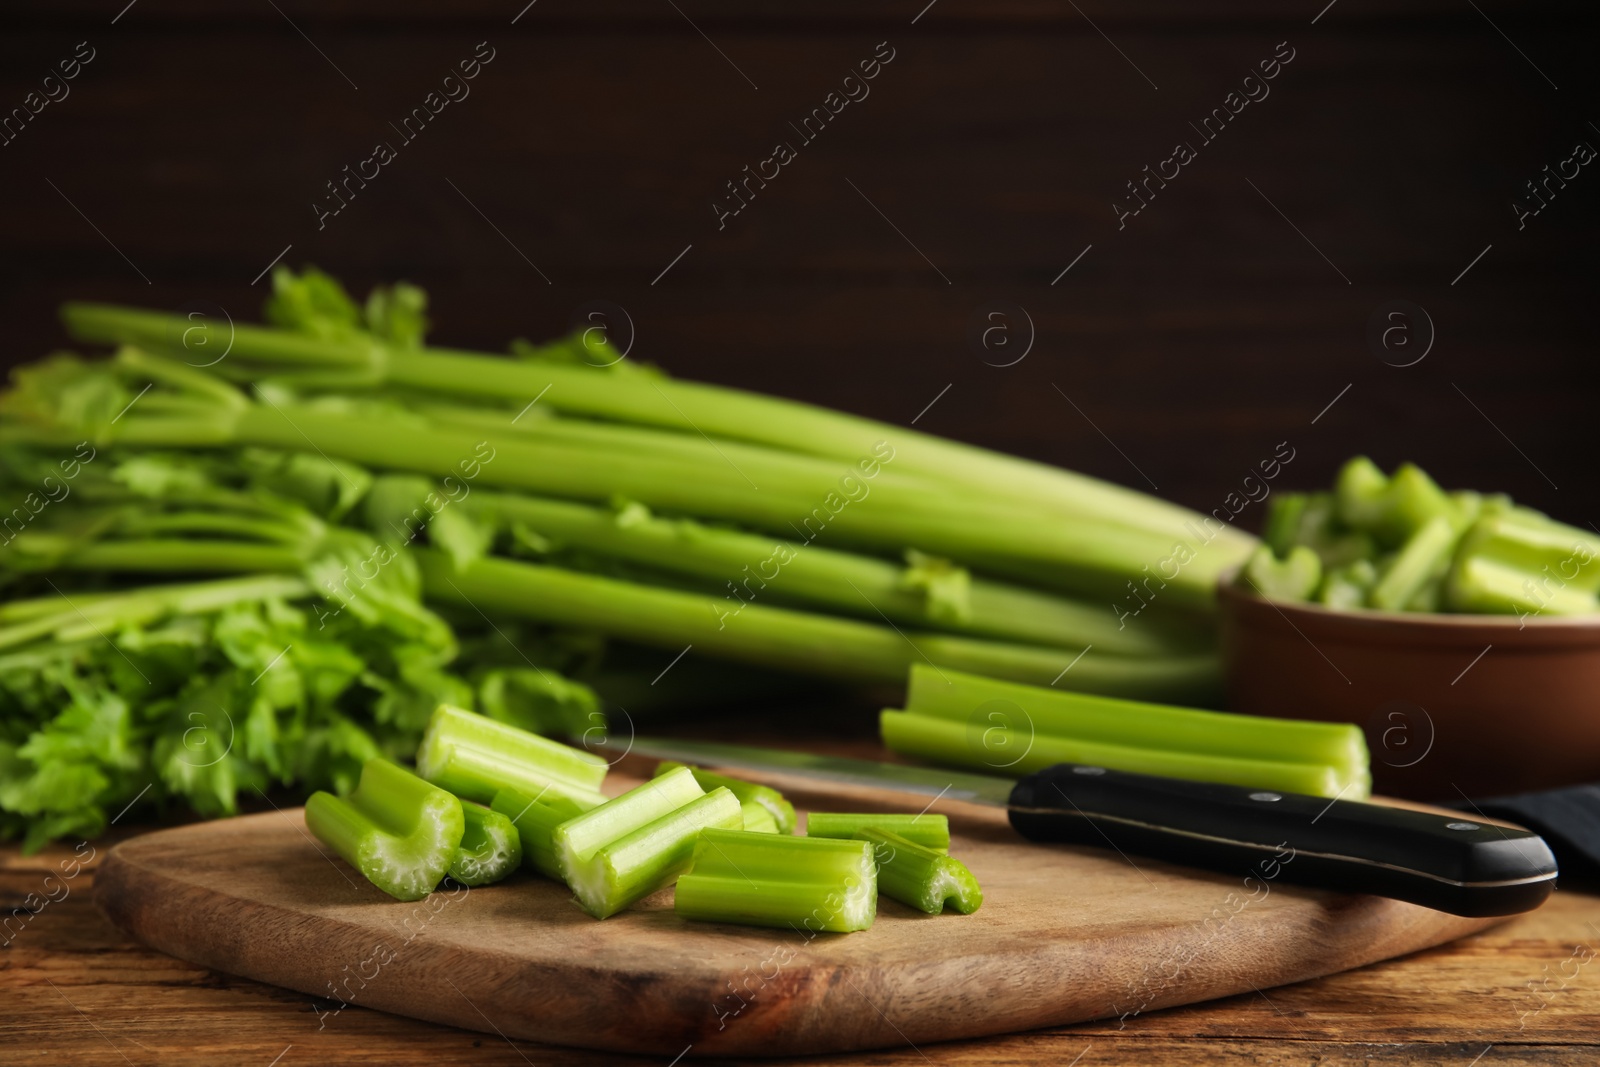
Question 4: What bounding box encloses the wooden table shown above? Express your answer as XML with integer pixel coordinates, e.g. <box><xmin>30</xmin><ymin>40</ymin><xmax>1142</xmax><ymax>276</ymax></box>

<box><xmin>5</xmin><ymin>828</ymin><xmax>1598</xmax><ymax>1065</ymax></box>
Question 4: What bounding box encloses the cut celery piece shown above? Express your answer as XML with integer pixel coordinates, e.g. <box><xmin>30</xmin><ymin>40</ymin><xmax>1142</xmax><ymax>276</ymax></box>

<box><xmin>653</xmin><ymin>761</ymin><xmax>797</xmax><ymax>834</ymax></box>
<box><xmin>881</xmin><ymin>710</ymin><xmax>1365</xmax><ymax>800</ymax></box>
<box><xmin>1383</xmin><ymin>463</ymin><xmax>1456</xmax><ymax>542</ymax></box>
<box><xmin>554</xmin><ymin>766</ymin><xmax>744</xmax><ymax>918</ymax></box>
<box><xmin>1454</xmin><ymin>512</ymin><xmax>1600</xmax><ymax>595</ymax></box>
<box><xmin>905</xmin><ymin>664</ymin><xmax>1370</xmax><ymax>778</ymax></box>
<box><xmin>742</xmin><ymin>803</ymin><xmax>780</xmax><ymax>834</ymax></box>
<box><xmin>675</xmin><ymin>828</ymin><xmax>877</xmax><ymax>933</ymax></box>
<box><xmin>805</xmin><ymin>812</ymin><xmax>950</xmax><ymax>851</ymax></box>
<box><xmin>857</xmin><ymin>828</ymin><xmax>982</xmax><ymax>914</ymax></box>
<box><xmin>1369</xmin><ymin>515</ymin><xmax>1459</xmax><ymax>611</ymax></box>
<box><xmin>1335</xmin><ymin>456</ymin><xmax>1390</xmax><ymax>532</ymax></box>
<box><xmin>1239</xmin><ymin>545</ymin><xmax>1321</xmax><ymax>603</ymax></box>
<box><xmin>416</xmin><ymin>704</ymin><xmax>608</xmax><ymax>806</ymax></box>
<box><xmin>1446</xmin><ymin>556</ymin><xmax>1598</xmax><ymax>617</ymax></box>
<box><xmin>447</xmin><ymin>802</ymin><xmax>523</xmax><ymax>886</ymax></box>
<box><xmin>305</xmin><ymin>758</ymin><xmax>464</xmax><ymax>901</ymax></box>
<box><xmin>1317</xmin><ymin>559</ymin><xmax>1378</xmax><ymax>610</ymax></box>
<box><xmin>490</xmin><ymin>787</ymin><xmax>598</xmax><ymax>879</ymax></box>
<box><xmin>1261</xmin><ymin>492</ymin><xmax>1310</xmax><ymax>558</ymax></box>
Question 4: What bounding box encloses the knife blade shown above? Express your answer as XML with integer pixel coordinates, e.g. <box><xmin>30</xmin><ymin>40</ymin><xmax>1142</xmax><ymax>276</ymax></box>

<box><xmin>613</xmin><ymin>737</ymin><xmax>1558</xmax><ymax>918</ymax></box>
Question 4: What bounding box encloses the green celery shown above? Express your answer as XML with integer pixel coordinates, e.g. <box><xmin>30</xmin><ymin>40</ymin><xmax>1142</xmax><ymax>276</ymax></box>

<box><xmin>1452</xmin><ymin>512</ymin><xmax>1600</xmax><ymax>594</ymax></box>
<box><xmin>806</xmin><ymin>812</ymin><xmax>950</xmax><ymax>851</ymax></box>
<box><xmin>1335</xmin><ymin>456</ymin><xmax>1390</xmax><ymax>532</ymax></box>
<box><xmin>654</xmin><ymin>761</ymin><xmax>797</xmax><ymax>835</ymax></box>
<box><xmin>903</xmin><ymin>665</ymin><xmax>1368</xmax><ymax>782</ymax></box>
<box><xmin>856</xmin><ymin>828</ymin><xmax>981</xmax><ymax>915</ymax></box>
<box><xmin>1446</xmin><ymin>556</ymin><xmax>1598</xmax><ymax>617</ymax></box>
<box><xmin>1261</xmin><ymin>492</ymin><xmax>1310</xmax><ymax>557</ymax></box>
<box><xmin>1238</xmin><ymin>545</ymin><xmax>1321</xmax><ymax>602</ymax></box>
<box><xmin>1368</xmin><ymin>515</ymin><xmax>1458</xmax><ymax>611</ymax></box>
<box><xmin>62</xmin><ymin>302</ymin><xmax>1255</xmax><ymax>557</ymax></box>
<box><xmin>419</xmin><ymin>551</ymin><xmax>1224</xmax><ymax>703</ymax></box>
<box><xmin>553</xmin><ymin>766</ymin><xmax>742</xmax><ymax>918</ymax></box>
<box><xmin>447</xmin><ymin>802</ymin><xmax>522</xmax><ymax>886</ymax></box>
<box><xmin>416</xmin><ymin>704</ymin><xmax>608</xmax><ymax>806</ymax></box>
<box><xmin>1317</xmin><ymin>560</ymin><xmax>1378</xmax><ymax>610</ymax></box>
<box><xmin>1383</xmin><ymin>463</ymin><xmax>1456</xmax><ymax>542</ymax></box>
<box><xmin>880</xmin><ymin>710</ymin><xmax>1365</xmax><ymax>799</ymax></box>
<box><xmin>304</xmin><ymin>759</ymin><xmax>464</xmax><ymax>901</ymax></box>
<box><xmin>468</xmin><ymin>493</ymin><xmax>1205</xmax><ymax>657</ymax></box>
<box><xmin>489</xmin><ymin>788</ymin><xmax>598</xmax><ymax>879</ymax></box>
<box><xmin>674</xmin><ymin>828</ymin><xmax>877</xmax><ymax>933</ymax></box>
<box><xmin>741</xmin><ymin>804</ymin><xmax>780</xmax><ymax>834</ymax></box>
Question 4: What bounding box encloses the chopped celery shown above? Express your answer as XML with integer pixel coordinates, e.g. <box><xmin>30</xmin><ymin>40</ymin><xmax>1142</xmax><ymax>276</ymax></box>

<box><xmin>857</xmin><ymin>828</ymin><xmax>981</xmax><ymax>914</ymax></box>
<box><xmin>805</xmin><ymin>812</ymin><xmax>950</xmax><ymax>851</ymax></box>
<box><xmin>1453</xmin><ymin>512</ymin><xmax>1600</xmax><ymax>595</ymax></box>
<box><xmin>1335</xmin><ymin>456</ymin><xmax>1390</xmax><ymax>532</ymax></box>
<box><xmin>1382</xmin><ymin>463</ymin><xmax>1456</xmax><ymax>542</ymax></box>
<box><xmin>553</xmin><ymin>766</ymin><xmax>743</xmax><ymax>918</ymax></box>
<box><xmin>881</xmin><ymin>710</ymin><xmax>1365</xmax><ymax>799</ymax></box>
<box><xmin>416</xmin><ymin>704</ymin><xmax>608</xmax><ymax>806</ymax></box>
<box><xmin>904</xmin><ymin>665</ymin><xmax>1369</xmax><ymax>776</ymax></box>
<box><xmin>447</xmin><ymin>802</ymin><xmax>522</xmax><ymax>886</ymax></box>
<box><xmin>742</xmin><ymin>804</ymin><xmax>780</xmax><ymax>833</ymax></box>
<box><xmin>1369</xmin><ymin>515</ymin><xmax>1458</xmax><ymax>611</ymax></box>
<box><xmin>1446</xmin><ymin>556</ymin><xmax>1598</xmax><ymax>616</ymax></box>
<box><xmin>1261</xmin><ymin>492</ymin><xmax>1310</xmax><ymax>557</ymax></box>
<box><xmin>1238</xmin><ymin>545</ymin><xmax>1321</xmax><ymax>602</ymax></box>
<box><xmin>490</xmin><ymin>788</ymin><xmax>597</xmax><ymax>879</ymax></box>
<box><xmin>674</xmin><ymin>829</ymin><xmax>877</xmax><ymax>933</ymax></box>
<box><xmin>1317</xmin><ymin>559</ymin><xmax>1378</xmax><ymax>610</ymax></box>
<box><xmin>653</xmin><ymin>761</ymin><xmax>796</xmax><ymax>834</ymax></box>
<box><xmin>305</xmin><ymin>759</ymin><xmax>464</xmax><ymax>901</ymax></box>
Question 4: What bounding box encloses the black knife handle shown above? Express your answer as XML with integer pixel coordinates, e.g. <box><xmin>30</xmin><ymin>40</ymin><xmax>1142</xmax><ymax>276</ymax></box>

<box><xmin>1007</xmin><ymin>764</ymin><xmax>1557</xmax><ymax>917</ymax></box>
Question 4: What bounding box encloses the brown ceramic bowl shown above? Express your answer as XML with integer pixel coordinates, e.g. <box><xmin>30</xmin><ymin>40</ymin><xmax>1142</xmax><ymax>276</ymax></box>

<box><xmin>1218</xmin><ymin>581</ymin><xmax>1600</xmax><ymax>800</ymax></box>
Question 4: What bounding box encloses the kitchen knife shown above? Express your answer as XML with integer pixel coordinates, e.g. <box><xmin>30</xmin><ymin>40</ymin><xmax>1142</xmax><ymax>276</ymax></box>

<box><xmin>612</xmin><ymin>738</ymin><xmax>1557</xmax><ymax>918</ymax></box>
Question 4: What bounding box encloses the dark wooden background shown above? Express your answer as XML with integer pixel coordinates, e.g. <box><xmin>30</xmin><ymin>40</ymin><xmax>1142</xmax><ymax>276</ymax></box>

<box><xmin>2</xmin><ymin>0</ymin><xmax>1595</xmax><ymax>523</ymax></box>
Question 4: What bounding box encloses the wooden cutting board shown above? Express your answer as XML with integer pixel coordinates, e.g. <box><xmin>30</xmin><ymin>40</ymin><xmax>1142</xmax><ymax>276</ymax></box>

<box><xmin>94</xmin><ymin>774</ymin><xmax>1509</xmax><ymax>1058</ymax></box>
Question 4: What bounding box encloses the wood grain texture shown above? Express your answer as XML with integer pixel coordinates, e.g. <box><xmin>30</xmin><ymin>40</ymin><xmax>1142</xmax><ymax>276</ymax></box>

<box><xmin>86</xmin><ymin>773</ymin><xmax>1508</xmax><ymax>1058</ymax></box>
<box><xmin>5</xmin><ymin>829</ymin><xmax>1598</xmax><ymax>1065</ymax></box>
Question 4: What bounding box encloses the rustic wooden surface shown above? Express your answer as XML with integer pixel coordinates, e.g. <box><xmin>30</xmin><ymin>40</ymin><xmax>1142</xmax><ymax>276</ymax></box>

<box><xmin>5</xmin><ymin>818</ymin><xmax>1600</xmax><ymax>1064</ymax></box>
<box><xmin>85</xmin><ymin>770</ymin><xmax>1503</xmax><ymax>1058</ymax></box>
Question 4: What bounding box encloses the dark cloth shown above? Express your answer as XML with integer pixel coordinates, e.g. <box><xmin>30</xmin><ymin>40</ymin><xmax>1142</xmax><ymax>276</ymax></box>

<box><xmin>1467</xmin><ymin>784</ymin><xmax>1600</xmax><ymax>884</ymax></box>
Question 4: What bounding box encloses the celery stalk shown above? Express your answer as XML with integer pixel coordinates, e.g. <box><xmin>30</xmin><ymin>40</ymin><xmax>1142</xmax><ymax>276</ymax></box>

<box><xmin>674</xmin><ymin>829</ymin><xmax>877</xmax><ymax>933</ymax></box>
<box><xmin>857</xmin><ymin>828</ymin><xmax>981</xmax><ymax>915</ymax></box>
<box><xmin>468</xmin><ymin>493</ymin><xmax>1204</xmax><ymax>656</ymax></box>
<box><xmin>447</xmin><ymin>802</ymin><xmax>522</xmax><ymax>886</ymax></box>
<box><xmin>553</xmin><ymin>766</ymin><xmax>744</xmax><ymax>918</ymax></box>
<box><xmin>62</xmin><ymin>303</ymin><xmax>1253</xmax><ymax>555</ymax></box>
<box><xmin>880</xmin><ymin>710</ymin><xmax>1364</xmax><ymax>799</ymax></box>
<box><xmin>653</xmin><ymin>762</ymin><xmax>797</xmax><ymax>835</ymax></box>
<box><xmin>416</xmin><ymin>704</ymin><xmax>608</xmax><ymax>806</ymax></box>
<box><xmin>1369</xmin><ymin>515</ymin><xmax>1458</xmax><ymax>611</ymax></box>
<box><xmin>304</xmin><ymin>758</ymin><xmax>464</xmax><ymax>901</ymax></box>
<box><xmin>805</xmin><ymin>812</ymin><xmax>950</xmax><ymax>851</ymax></box>
<box><xmin>490</xmin><ymin>788</ymin><xmax>597</xmax><ymax>879</ymax></box>
<box><xmin>903</xmin><ymin>664</ymin><xmax>1369</xmax><ymax>776</ymax></box>
<box><xmin>420</xmin><ymin>552</ymin><xmax>1224</xmax><ymax>702</ymax></box>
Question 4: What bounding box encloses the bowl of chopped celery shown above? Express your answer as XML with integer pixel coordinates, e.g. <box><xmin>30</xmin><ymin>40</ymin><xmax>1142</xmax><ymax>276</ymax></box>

<box><xmin>1219</xmin><ymin>457</ymin><xmax>1600</xmax><ymax>801</ymax></box>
